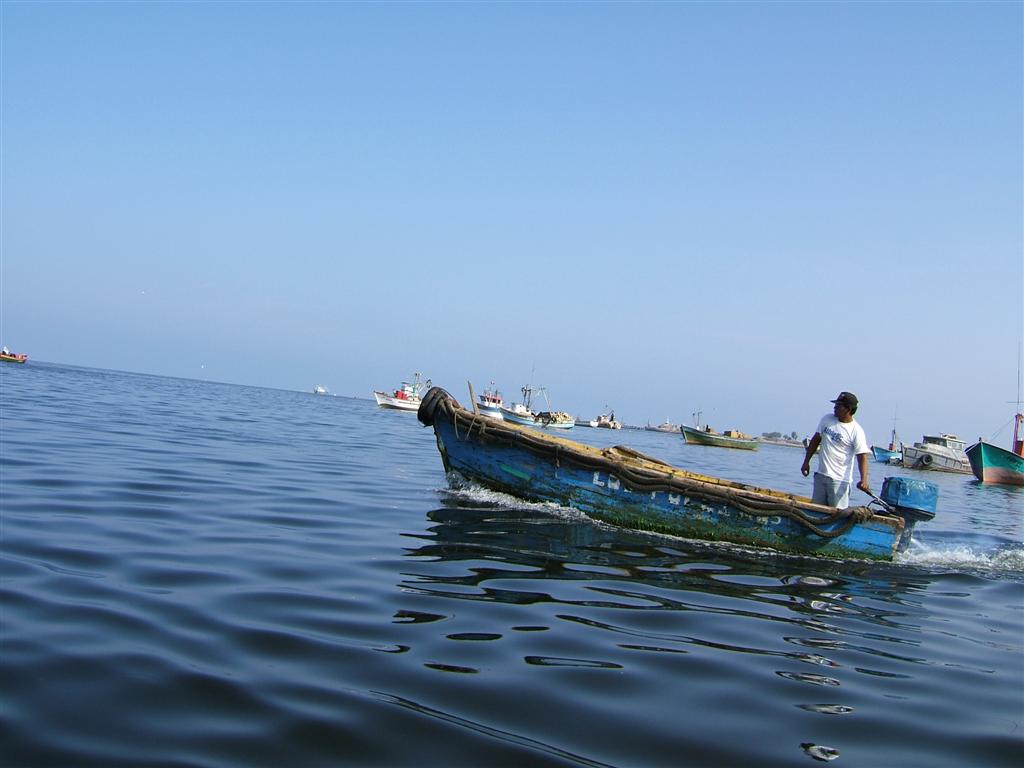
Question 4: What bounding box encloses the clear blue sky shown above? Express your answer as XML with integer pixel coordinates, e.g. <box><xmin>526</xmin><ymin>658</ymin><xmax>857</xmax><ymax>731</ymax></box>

<box><xmin>2</xmin><ymin>1</ymin><xmax>1021</xmax><ymax>445</ymax></box>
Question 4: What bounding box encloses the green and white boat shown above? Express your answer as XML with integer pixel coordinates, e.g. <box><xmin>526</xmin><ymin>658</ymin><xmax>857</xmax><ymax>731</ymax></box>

<box><xmin>681</xmin><ymin>424</ymin><xmax>759</xmax><ymax>451</ymax></box>
<box><xmin>966</xmin><ymin>413</ymin><xmax>1024</xmax><ymax>486</ymax></box>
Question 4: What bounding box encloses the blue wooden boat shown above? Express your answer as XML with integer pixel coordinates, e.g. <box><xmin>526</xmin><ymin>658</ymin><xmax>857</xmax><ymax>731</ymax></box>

<box><xmin>871</xmin><ymin>426</ymin><xmax>902</xmax><ymax>464</ymax></box>
<box><xmin>418</xmin><ymin>388</ymin><xmax>937</xmax><ymax>561</ymax></box>
<box><xmin>871</xmin><ymin>446</ymin><xmax>901</xmax><ymax>464</ymax></box>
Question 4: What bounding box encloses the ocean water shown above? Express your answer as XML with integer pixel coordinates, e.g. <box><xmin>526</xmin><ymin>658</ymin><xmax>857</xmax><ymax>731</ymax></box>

<box><xmin>1</xmin><ymin>362</ymin><xmax>1021</xmax><ymax>768</ymax></box>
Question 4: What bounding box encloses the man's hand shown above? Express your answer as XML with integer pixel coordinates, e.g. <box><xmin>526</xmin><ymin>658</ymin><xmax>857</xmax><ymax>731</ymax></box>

<box><xmin>856</xmin><ymin>479</ymin><xmax>871</xmax><ymax>495</ymax></box>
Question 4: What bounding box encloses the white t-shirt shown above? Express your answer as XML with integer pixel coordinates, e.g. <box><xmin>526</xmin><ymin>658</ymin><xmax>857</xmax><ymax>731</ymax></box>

<box><xmin>815</xmin><ymin>414</ymin><xmax>869</xmax><ymax>482</ymax></box>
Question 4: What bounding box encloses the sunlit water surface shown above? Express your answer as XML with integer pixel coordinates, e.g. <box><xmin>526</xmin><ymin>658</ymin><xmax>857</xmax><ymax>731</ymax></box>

<box><xmin>2</xmin><ymin>363</ymin><xmax>1021</xmax><ymax>767</ymax></box>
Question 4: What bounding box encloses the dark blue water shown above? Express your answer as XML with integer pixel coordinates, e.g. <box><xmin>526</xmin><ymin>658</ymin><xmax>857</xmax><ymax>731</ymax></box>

<box><xmin>2</xmin><ymin>363</ymin><xmax>1021</xmax><ymax>767</ymax></box>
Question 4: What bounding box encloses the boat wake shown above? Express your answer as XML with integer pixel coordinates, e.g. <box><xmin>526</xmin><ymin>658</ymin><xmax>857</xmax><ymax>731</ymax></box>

<box><xmin>438</xmin><ymin>477</ymin><xmax>590</xmax><ymax>522</ymax></box>
<box><xmin>895</xmin><ymin>532</ymin><xmax>1024</xmax><ymax>575</ymax></box>
<box><xmin>440</xmin><ymin>477</ymin><xmax>1024</xmax><ymax>576</ymax></box>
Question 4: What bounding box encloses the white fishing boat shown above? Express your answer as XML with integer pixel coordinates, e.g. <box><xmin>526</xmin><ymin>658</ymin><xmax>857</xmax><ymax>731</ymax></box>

<box><xmin>373</xmin><ymin>372</ymin><xmax>430</xmax><ymax>412</ymax></box>
<box><xmin>902</xmin><ymin>433</ymin><xmax>970</xmax><ymax>474</ymax></box>
<box><xmin>477</xmin><ymin>386</ymin><xmax>505</xmax><ymax>419</ymax></box>
<box><xmin>499</xmin><ymin>385</ymin><xmax>574</xmax><ymax>429</ymax></box>
<box><xmin>313</xmin><ymin>385</ymin><xmax>329</xmax><ymax>395</ymax></box>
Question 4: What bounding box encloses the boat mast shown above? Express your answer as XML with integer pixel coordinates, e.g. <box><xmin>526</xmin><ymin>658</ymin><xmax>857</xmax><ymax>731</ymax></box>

<box><xmin>1015</xmin><ymin>342</ymin><xmax>1024</xmax><ymax>456</ymax></box>
<box><xmin>889</xmin><ymin>405</ymin><xmax>900</xmax><ymax>451</ymax></box>
<box><xmin>521</xmin><ymin>385</ymin><xmax>533</xmax><ymax>411</ymax></box>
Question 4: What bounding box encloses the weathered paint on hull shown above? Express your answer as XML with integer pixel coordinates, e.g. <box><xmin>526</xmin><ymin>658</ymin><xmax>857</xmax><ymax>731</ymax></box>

<box><xmin>429</xmin><ymin>411</ymin><xmax>902</xmax><ymax>560</ymax></box>
<box><xmin>966</xmin><ymin>442</ymin><xmax>1024</xmax><ymax>486</ymax></box>
<box><xmin>681</xmin><ymin>425</ymin><xmax>759</xmax><ymax>450</ymax></box>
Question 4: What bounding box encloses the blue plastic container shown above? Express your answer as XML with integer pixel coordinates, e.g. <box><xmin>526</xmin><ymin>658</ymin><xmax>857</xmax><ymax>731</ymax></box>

<box><xmin>881</xmin><ymin>476</ymin><xmax>938</xmax><ymax>519</ymax></box>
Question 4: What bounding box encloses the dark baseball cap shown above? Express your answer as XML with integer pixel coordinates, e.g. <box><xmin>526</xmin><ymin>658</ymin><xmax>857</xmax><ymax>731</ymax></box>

<box><xmin>831</xmin><ymin>392</ymin><xmax>858</xmax><ymax>408</ymax></box>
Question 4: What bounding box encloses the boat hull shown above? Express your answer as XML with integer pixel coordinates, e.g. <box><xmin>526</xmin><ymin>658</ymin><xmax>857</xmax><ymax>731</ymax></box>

<box><xmin>0</xmin><ymin>353</ymin><xmax>27</xmax><ymax>364</ymax></box>
<box><xmin>901</xmin><ymin>445</ymin><xmax>970</xmax><ymax>474</ymax></box>
<box><xmin>419</xmin><ymin>389</ymin><xmax>905</xmax><ymax>560</ymax></box>
<box><xmin>681</xmin><ymin>425</ymin><xmax>759</xmax><ymax>450</ymax></box>
<box><xmin>966</xmin><ymin>442</ymin><xmax>1024</xmax><ymax>486</ymax></box>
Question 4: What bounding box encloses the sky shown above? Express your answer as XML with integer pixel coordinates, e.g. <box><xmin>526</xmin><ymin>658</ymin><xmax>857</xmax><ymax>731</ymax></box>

<box><xmin>2</xmin><ymin>0</ymin><xmax>1022</xmax><ymax>445</ymax></box>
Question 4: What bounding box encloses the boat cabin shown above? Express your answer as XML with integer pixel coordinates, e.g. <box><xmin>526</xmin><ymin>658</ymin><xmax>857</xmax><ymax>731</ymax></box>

<box><xmin>921</xmin><ymin>434</ymin><xmax>966</xmax><ymax>452</ymax></box>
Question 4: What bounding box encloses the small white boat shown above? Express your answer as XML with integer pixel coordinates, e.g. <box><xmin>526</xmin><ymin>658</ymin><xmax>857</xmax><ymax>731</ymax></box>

<box><xmin>373</xmin><ymin>372</ymin><xmax>430</xmax><ymax>412</ymax></box>
<box><xmin>313</xmin><ymin>385</ymin><xmax>329</xmax><ymax>395</ymax></box>
<box><xmin>593</xmin><ymin>412</ymin><xmax>622</xmax><ymax>430</ymax></box>
<box><xmin>902</xmin><ymin>433</ymin><xmax>970</xmax><ymax>474</ymax></box>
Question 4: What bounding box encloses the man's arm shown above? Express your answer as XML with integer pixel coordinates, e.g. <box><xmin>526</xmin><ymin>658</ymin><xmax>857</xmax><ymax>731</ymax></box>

<box><xmin>801</xmin><ymin>434</ymin><xmax>821</xmax><ymax>476</ymax></box>
<box><xmin>855</xmin><ymin>452</ymin><xmax>870</xmax><ymax>494</ymax></box>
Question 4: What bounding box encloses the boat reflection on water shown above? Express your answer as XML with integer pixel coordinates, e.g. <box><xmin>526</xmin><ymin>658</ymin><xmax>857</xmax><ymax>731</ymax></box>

<box><xmin>400</xmin><ymin>501</ymin><xmax>941</xmax><ymax>613</ymax></box>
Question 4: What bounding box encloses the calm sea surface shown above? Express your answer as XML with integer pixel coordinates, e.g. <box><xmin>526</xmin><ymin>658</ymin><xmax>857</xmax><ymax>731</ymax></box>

<box><xmin>2</xmin><ymin>363</ymin><xmax>1022</xmax><ymax>767</ymax></box>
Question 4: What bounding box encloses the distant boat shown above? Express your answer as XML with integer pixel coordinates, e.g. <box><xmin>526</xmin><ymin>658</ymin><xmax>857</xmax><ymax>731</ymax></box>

<box><xmin>0</xmin><ymin>348</ymin><xmax>27</xmax><ymax>364</ymax></box>
<box><xmin>476</xmin><ymin>385</ymin><xmax>505</xmax><ymax>420</ymax></box>
<box><xmin>871</xmin><ymin>445</ymin><xmax>901</xmax><ymax>464</ymax></box>
<box><xmin>417</xmin><ymin>386</ymin><xmax>939</xmax><ymax>561</ymax></box>
<box><xmin>966</xmin><ymin>413</ymin><xmax>1024</xmax><ymax>486</ymax></box>
<box><xmin>593</xmin><ymin>412</ymin><xmax>622</xmax><ymax>430</ymax></box>
<box><xmin>871</xmin><ymin>413</ymin><xmax>903</xmax><ymax>464</ymax></box>
<box><xmin>902</xmin><ymin>433</ymin><xmax>971</xmax><ymax>474</ymax></box>
<box><xmin>313</xmin><ymin>385</ymin><xmax>329</xmax><ymax>395</ymax></box>
<box><xmin>500</xmin><ymin>385</ymin><xmax>574</xmax><ymax>429</ymax></box>
<box><xmin>871</xmin><ymin>428</ymin><xmax>903</xmax><ymax>464</ymax></box>
<box><xmin>373</xmin><ymin>372</ymin><xmax>430</xmax><ymax>412</ymax></box>
<box><xmin>645</xmin><ymin>419</ymin><xmax>679</xmax><ymax>433</ymax></box>
<box><xmin>579</xmin><ymin>411</ymin><xmax>621</xmax><ymax>429</ymax></box>
<box><xmin>681</xmin><ymin>424</ymin><xmax>759</xmax><ymax>451</ymax></box>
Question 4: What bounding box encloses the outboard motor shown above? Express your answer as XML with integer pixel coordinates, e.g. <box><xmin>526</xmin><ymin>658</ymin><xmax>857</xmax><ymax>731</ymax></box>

<box><xmin>880</xmin><ymin>476</ymin><xmax>939</xmax><ymax>552</ymax></box>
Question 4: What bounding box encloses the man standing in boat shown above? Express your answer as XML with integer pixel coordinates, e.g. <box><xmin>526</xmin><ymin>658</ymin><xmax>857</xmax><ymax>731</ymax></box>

<box><xmin>800</xmin><ymin>392</ymin><xmax>871</xmax><ymax>508</ymax></box>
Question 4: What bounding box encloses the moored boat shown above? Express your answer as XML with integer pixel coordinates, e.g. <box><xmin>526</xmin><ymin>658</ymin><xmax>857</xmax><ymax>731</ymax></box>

<box><xmin>902</xmin><ymin>433</ymin><xmax>970</xmax><ymax>474</ymax></box>
<box><xmin>593</xmin><ymin>412</ymin><xmax>622</xmax><ymax>430</ymax></box>
<box><xmin>476</xmin><ymin>386</ymin><xmax>505</xmax><ymax>420</ymax></box>
<box><xmin>966</xmin><ymin>413</ymin><xmax>1024</xmax><ymax>486</ymax></box>
<box><xmin>871</xmin><ymin>423</ymin><xmax>902</xmax><ymax>464</ymax></box>
<box><xmin>681</xmin><ymin>424</ymin><xmax>759</xmax><ymax>450</ymax></box>
<box><xmin>373</xmin><ymin>372</ymin><xmax>430</xmax><ymax>411</ymax></box>
<box><xmin>499</xmin><ymin>385</ymin><xmax>574</xmax><ymax>429</ymax></box>
<box><xmin>871</xmin><ymin>446</ymin><xmax>901</xmax><ymax>464</ymax></box>
<box><xmin>645</xmin><ymin>419</ymin><xmax>679</xmax><ymax>433</ymax></box>
<box><xmin>417</xmin><ymin>387</ymin><xmax>937</xmax><ymax>561</ymax></box>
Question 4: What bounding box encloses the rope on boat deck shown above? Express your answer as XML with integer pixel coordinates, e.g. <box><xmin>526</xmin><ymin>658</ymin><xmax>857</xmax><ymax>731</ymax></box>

<box><xmin>424</xmin><ymin>392</ymin><xmax>877</xmax><ymax>540</ymax></box>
